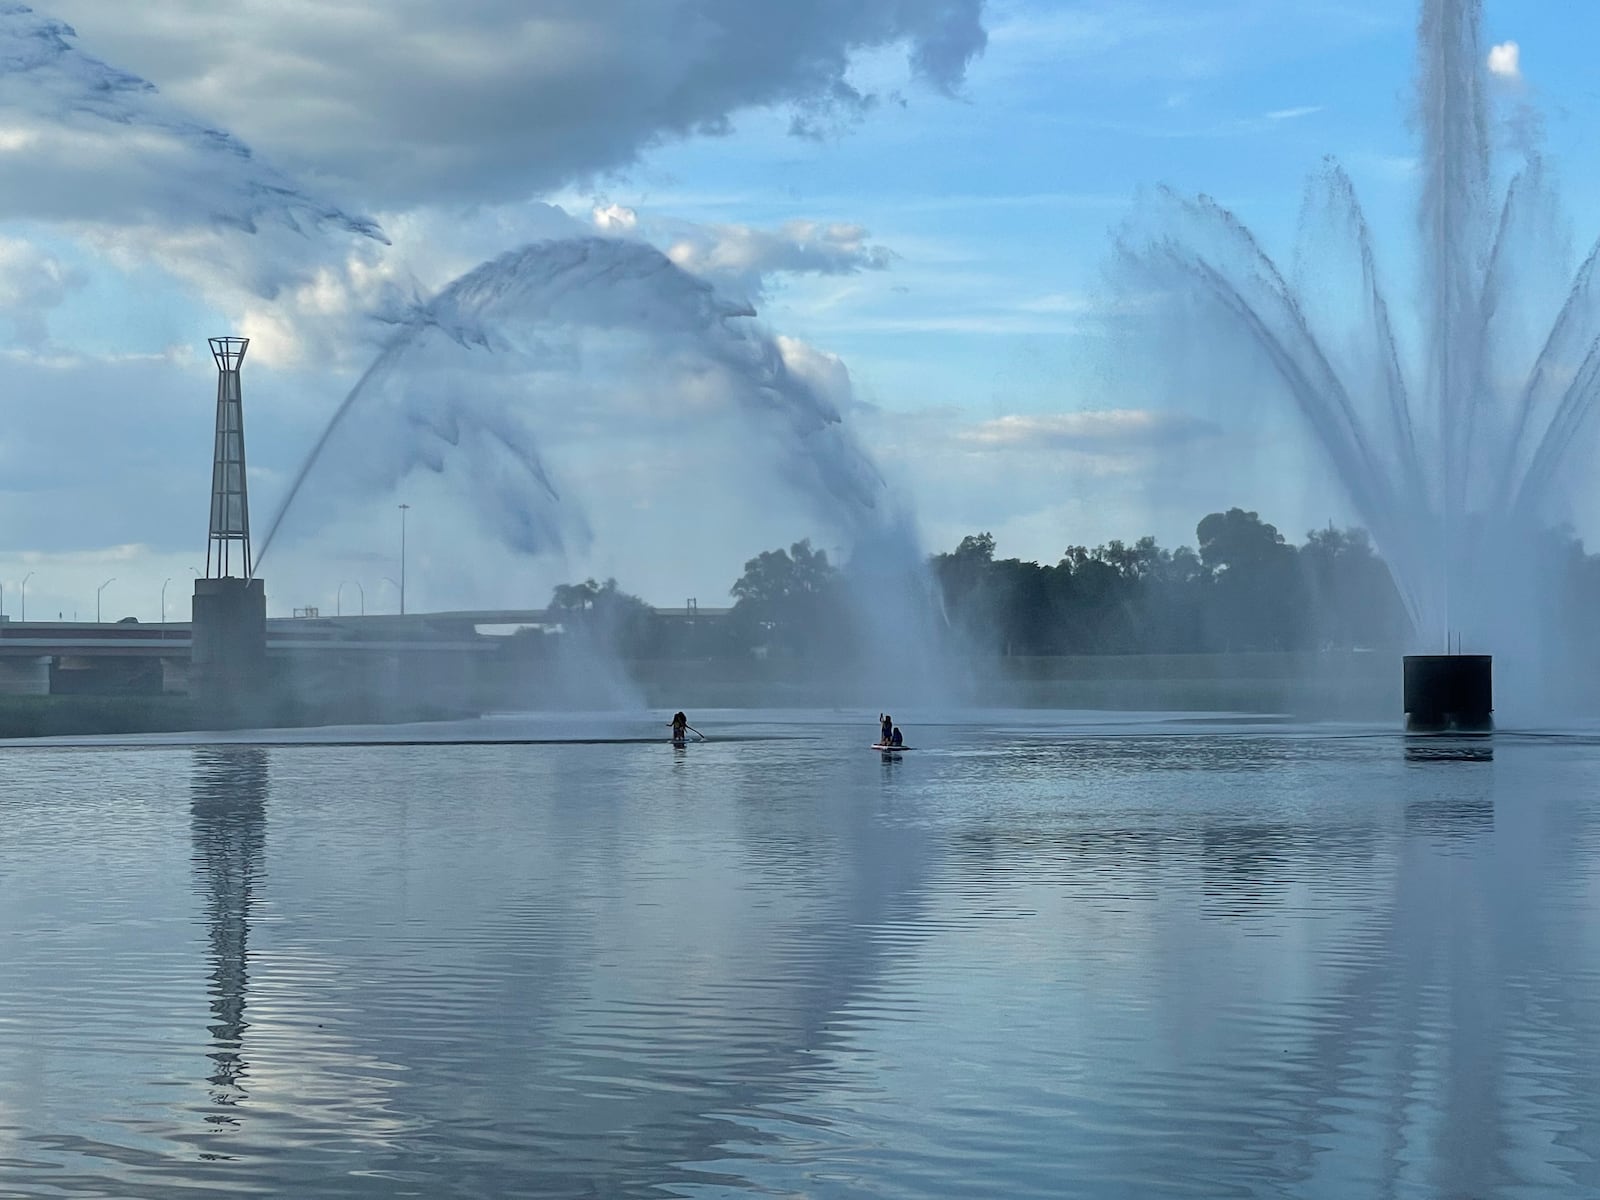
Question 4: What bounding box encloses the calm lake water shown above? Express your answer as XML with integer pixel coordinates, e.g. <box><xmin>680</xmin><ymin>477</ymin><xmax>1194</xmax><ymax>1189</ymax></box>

<box><xmin>2</xmin><ymin>709</ymin><xmax>1598</xmax><ymax>1198</ymax></box>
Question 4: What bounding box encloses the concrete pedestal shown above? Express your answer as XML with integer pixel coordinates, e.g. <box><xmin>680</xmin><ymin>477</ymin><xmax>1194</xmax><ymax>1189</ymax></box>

<box><xmin>192</xmin><ymin>577</ymin><xmax>268</xmax><ymax>725</ymax></box>
<box><xmin>1403</xmin><ymin>654</ymin><xmax>1493</xmax><ymax>733</ymax></box>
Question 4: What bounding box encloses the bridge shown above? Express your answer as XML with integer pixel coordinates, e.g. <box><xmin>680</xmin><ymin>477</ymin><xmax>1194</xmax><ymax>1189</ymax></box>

<box><xmin>0</xmin><ymin>607</ymin><xmax>731</xmax><ymax>696</ymax></box>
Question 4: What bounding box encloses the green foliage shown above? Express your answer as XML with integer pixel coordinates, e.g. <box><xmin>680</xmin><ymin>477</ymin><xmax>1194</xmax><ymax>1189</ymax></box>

<box><xmin>930</xmin><ymin>507</ymin><xmax>1412</xmax><ymax>655</ymax></box>
<box><xmin>0</xmin><ymin>694</ymin><xmax>197</xmax><ymax>738</ymax></box>
<box><xmin>547</xmin><ymin>577</ymin><xmax>657</xmax><ymax>658</ymax></box>
<box><xmin>728</xmin><ymin>539</ymin><xmax>849</xmax><ymax>659</ymax></box>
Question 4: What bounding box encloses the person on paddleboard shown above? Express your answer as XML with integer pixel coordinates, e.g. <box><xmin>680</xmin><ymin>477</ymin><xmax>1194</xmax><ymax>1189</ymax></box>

<box><xmin>879</xmin><ymin>713</ymin><xmax>893</xmax><ymax>744</ymax></box>
<box><xmin>670</xmin><ymin>712</ymin><xmax>689</xmax><ymax>742</ymax></box>
<box><xmin>890</xmin><ymin>726</ymin><xmax>904</xmax><ymax>748</ymax></box>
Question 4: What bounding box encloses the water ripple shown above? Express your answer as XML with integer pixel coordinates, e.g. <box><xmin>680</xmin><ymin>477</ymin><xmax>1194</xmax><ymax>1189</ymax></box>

<box><xmin>0</xmin><ymin>722</ymin><xmax>1597</xmax><ymax>1195</ymax></box>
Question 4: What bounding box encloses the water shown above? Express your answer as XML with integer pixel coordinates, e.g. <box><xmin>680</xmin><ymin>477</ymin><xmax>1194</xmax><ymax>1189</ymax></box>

<box><xmin>256</xmin><ymin>236</ymin><xmax>891</xmax><ymax>569</ymax></box>
<box><xmin>1116</xmin><ymin>0</ymin><xmax>1600</xmax><ymax>660</ymax></box>
<box><xmin>3</xmin><ymin>711</ymin><xmax>1600</xmax><ymax>1197</ymax></box>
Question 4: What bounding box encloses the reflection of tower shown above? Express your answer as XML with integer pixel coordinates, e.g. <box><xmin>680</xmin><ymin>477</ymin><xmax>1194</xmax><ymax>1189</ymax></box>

<box><xmin>192</xmin><ymin>337</ymin><xmax>269</xmax><ymax>722</ymax></box>
<box><xmin>190</xmin><ymin>747</ymin><xmax>269</xmax><ymax>1121</ymax></box>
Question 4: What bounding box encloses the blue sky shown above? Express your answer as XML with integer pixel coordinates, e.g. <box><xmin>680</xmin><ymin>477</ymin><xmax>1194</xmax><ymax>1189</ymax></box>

<box><xmin>3</xmin><ymin>0</ymin><xmax>1600</xmax><ymax>617</ymax></box>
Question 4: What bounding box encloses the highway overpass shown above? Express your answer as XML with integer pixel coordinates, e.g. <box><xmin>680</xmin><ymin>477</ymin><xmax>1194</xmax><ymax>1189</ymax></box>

<box><xmin>0</xmin><ymin>607</ymin><xmax>731</xmax><ymax>696</ymax></box>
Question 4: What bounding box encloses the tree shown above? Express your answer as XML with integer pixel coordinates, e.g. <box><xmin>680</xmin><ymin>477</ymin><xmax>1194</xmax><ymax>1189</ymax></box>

<box><xmin>923</xmin><ymin>510</ymin><xmax>1424</xmax><ymax>657</ymax></box>
<box><xmin>548</xmin><ymin>577</ymin><xmax>656</xmax><ymax>658</ymax></box>
<box><xmin>930</xmin><ymin>533</ymin><xmax>998</xmax><ymax>643</ymax></box>
<box><xmin>1299</xmin><ymin>525</ymin><xmax>1408</xmax><ymax>649</ymax></box>
<box><xmin>1197</xmin><ymin>507</ymin><xmax>1287</xmax><ymax>575</ymax></box>
<box><xmin>1193</xmin><ymin>508</ymin><xmax>1308</xmax><ymax>650</ymax></box>
<box><xmin>729</xmin><ymin>540</ymin><xmax>847</xmax><ymax>657</ymax></box>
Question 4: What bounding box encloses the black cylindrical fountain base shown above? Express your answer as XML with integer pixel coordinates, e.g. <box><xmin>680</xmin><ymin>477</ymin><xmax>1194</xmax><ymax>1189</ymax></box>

<box><xmin>1403</xmin><ymin>654</ymin><xmax>1493</xmax><ymax>733</ymax></box>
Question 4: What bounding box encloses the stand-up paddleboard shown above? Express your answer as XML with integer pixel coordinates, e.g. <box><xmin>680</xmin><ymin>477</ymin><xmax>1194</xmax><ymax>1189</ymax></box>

<box><xmin>871</xmin><ymin>742</ymin><xmax>915</xmax><ymax>752</ymax></box>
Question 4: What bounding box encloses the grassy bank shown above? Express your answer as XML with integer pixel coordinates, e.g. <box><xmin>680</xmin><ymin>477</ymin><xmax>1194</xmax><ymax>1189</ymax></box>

<box><xmin>0</xmin><ymin>651</ymin><xmax>1406</xmax><ymax>737</ymax></box>
<box><xmin>0</xmin><ymin>693</ymin><xmax>483</xmax><ymax>740</ymax></box>
<box><xmin>628</xmin><ymin>651</ymin><xmax>1401</xmax><ymax>717</ymax></box>
<box><xmin>0</xmin><ymin>695</ymin><xmax>200</xmax><ymax>739</ymax></box>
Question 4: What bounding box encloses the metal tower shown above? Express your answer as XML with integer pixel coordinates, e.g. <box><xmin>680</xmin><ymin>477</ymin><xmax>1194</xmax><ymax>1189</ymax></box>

<box><xmin>206</xmin><ymin>337</ymin><xmax>252</xmax><ymax>579</ymax></box>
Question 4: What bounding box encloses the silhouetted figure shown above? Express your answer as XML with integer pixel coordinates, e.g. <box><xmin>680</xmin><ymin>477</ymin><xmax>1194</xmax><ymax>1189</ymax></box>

<box><xmin>880</xmin><ymin>713</ymin><xmax>893</xmax><ymax>743</ymax></box>
<box><xmin>890</xmin><ymin>726</ymin><xmax>904</xmax><ymax>747</ymax></box>
<box><xmin>670</xmin><ymin>712</ymin><xmax>688</xmax><ymax>743</ymax></box>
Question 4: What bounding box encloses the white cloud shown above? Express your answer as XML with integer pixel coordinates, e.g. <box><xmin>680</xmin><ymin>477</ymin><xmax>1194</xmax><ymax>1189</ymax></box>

<box><xmin>662</xmin><ymin>219</ymin><xmax>893</xmax><ymax>301</ymax></box>
<box><xmin>1266</xmin><ymin>106</ymin><xmax>1322</xmax><ymax>122</ymax></box>
<box><xmin>843</xmin><ymin>402</ymin><xmax>1255</xmax><ymax>567</ymax></box>
<box><xmin>1488</xmin><ymin>41</ymin><xmax>1521</xmax><ymax>81</ymax></box>
<box><xmin>0</xmin><ymin>235</ymin><xmax>81</xmax><ymax>346</ymax></box>
<box><xmin>0</xmin><ymin>2</ymin><xmax>983</xmax><ymax>368</ymax></box>
<box><xmin>958</xmin><ymin>410</ymin><xmax>1221</xmax><ymax>451</ymax></box>
<box><xmin>591</xmin><ymin>204</ymin><xmax>639</xmax><ymax>234</ymax></box>
<box><xmin>81</xmin><ymin>202</ymin><xmax>588</xmax><ymax>370</ymax></box>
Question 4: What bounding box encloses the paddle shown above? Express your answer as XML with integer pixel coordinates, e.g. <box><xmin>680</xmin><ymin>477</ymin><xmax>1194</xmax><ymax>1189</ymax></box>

<box><xmin>685</xmin><ymin>725</ymin><xmax>706</xmax><ymax>742</ymax></box>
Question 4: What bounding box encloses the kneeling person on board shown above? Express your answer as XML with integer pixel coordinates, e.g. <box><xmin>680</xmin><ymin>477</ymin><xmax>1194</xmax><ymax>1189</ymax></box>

<box><xmin>890</xmin><ymin>727</ymin><xmax>903</xmax><ymax>747</ymax></box>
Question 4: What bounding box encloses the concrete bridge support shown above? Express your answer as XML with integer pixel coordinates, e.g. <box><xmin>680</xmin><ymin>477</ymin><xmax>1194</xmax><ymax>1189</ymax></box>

<box><xmin>192</xmin><ymin>577</ymin><xmax>268</xmax><ymax>725</ymax></box>
<box><xmin>161</xmin><ymin>657</ymin><xmax>190</xmax><ymax>696</ymax></box>
<box><xmin>0</xmin><ymin>657</ymin><xmax>50</xmax><ymax>696</ymax></box>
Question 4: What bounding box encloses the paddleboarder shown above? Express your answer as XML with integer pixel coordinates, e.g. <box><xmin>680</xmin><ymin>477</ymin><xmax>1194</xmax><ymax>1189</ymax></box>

<box><xmin>879</xmin><ymin>713</ymin><xmax>893</xmax><ymax>744</ymax></box>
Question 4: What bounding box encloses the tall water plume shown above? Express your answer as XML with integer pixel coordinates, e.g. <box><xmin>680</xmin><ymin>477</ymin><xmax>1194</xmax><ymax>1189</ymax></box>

<box><xmin>1116</xmin><ymin>0</ymin><xmax>1600</xmax><ymax>690</ymax></box>
<box><xmin>259</xmin><ymin>234</ymin><xmax>948</xmax><ymax>703</ymax></box>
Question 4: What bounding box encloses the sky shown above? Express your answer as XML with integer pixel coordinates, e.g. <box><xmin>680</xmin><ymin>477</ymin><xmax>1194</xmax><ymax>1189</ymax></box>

<box><xmin>3</xmin><ymin>0</ymin><xmax>1600</xmax><ymax>618</ymax></box>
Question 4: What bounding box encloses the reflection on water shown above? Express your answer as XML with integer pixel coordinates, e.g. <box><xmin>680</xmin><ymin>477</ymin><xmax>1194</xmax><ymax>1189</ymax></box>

<box><xmin>190</xmin><ymin>748</ymin><xmax>267</xmax><ymax>1136</ymax></box>
<box><xmin>1404</xmin><ymin>733</ymin><xmax>1495</xmax><ymax>762</ymax></box>
<box><xmin>0</xmin><ymin>717</ymin><xmax>1598</xmax><ymax>1197</ymax></box>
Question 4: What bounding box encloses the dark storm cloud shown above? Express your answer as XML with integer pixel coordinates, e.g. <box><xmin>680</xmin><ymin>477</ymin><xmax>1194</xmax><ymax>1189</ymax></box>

<box><xmin>42</xmin><ymin>0</ymin><xmax>987</xmax><ymax>208</ymax></box>
<box><xmin>0</xmin><ymin>4</ymin><xmax>383</xmax><ymax>238</ymax></box>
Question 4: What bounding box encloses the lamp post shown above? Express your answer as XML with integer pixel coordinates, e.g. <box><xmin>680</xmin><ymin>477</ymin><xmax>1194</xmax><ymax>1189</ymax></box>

<box><xmin>20</xmin><ymin>571</ymin><xmax>33</xmax><ymax>622</ymax></box>
<box><xmin>338</xmin><ymin>580</ymin><xmax>366</xmax><ymax>617</ymax></box>
<box><xmin>398</xmin><ymin>503</ymin><xmax>411</xmax><ymax>616</ymax></box>
<box><xmin>161</xmin><ymin>577</ymin><xmax>173</xmax><ymax>623</ymax></box>
<box><xmin>96</xmin><ymin>577</ymin><xmax>116</xmax><ymax>623</ymax></box>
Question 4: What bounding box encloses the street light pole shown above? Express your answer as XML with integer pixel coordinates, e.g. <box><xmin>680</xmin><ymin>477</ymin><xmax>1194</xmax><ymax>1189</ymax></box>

<box><xmin>96</xmin><ymin>577</ymin><xmax>115</xmax><ymax>623</ymax></box>
<box><xmin>338</xmin><ymin>580</ymin><xmax>367</xmax><ymax>618</ymax></box>
<box><xmin>398</xmin><ymin>503</ymin><xmax>410</xmax><ymax>616</ymax></box>
<box><xmin>161</xmin><ymin>577</ymin><xmax>172</xmax><ymax>623</ymax></box>
<box><xmin>20</xmin><ymin>572</ymin><xmax>33</xmax><ymax>622</ymax></box>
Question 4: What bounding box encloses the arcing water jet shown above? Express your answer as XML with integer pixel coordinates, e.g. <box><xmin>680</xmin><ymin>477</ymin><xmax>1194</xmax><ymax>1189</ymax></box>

<box><xmin>1117</xmin><ymin>0</ymin><xmax>1600</xmax><ymax>702</ymax></box>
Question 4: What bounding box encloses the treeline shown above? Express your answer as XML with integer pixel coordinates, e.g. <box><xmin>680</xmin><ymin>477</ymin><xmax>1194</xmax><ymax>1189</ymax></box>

<box><xmin>933</xmin><ymin>508</ymin><xmax>1409</xmax><ymax>655</ymax></box>
<box><xmin>534</xmin><ymin>506</ymin><xmax>1600</xmax><ymax>660</ymax></box>
<box><xmin>529</xmin><ymin>540</ymin><xmax>849</xmax><ymax>661</ymax></box>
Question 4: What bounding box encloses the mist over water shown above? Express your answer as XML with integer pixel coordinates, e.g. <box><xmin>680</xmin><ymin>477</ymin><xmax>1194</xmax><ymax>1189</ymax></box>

<box><xmin>1116</xmin><ymin>0</ymin><xmax>1600</xmax><ymax>709</ymax></box>
<box><xmin>260</xmin><ymin>236</ymin><xmax>897</xmax><ymax>561</ymax></box>
<box><xmin>258</xmin><ymin>235</ymin><xmax>953</xmax><ymax>705</ymax></box>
